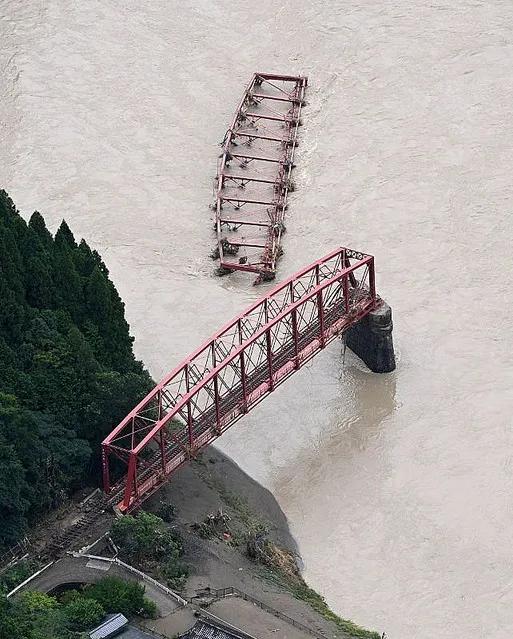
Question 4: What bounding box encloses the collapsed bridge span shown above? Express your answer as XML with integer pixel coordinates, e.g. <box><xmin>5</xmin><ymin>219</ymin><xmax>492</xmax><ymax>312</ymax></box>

<box><xmin>214</xmin><ymin>72</ymin><xmax>308</xmax><ymax>283</ymax></box>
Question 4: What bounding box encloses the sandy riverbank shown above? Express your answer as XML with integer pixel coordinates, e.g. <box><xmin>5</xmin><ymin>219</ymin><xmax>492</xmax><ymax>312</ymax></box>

<box><xmin>143</xmin><ymin>447</ymin><xmax>381</xmax><ymax>639</ymax></box>
<box><xmin>5</xmin><ymin>445</ymin><xmax>381</xmax><ymax>638</ymax></box>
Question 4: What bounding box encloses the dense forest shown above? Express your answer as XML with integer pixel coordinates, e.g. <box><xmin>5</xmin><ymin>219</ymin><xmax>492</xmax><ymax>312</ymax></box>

<box><xmin>0</xmin><ymin>190</ymin><xmax>152</xmax><ymax>548</ymax></box>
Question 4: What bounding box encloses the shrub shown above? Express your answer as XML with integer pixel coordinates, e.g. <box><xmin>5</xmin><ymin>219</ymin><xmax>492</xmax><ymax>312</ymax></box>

<box><xmin>156</xmin><ymin>502</ymin><xmax>175</xmax><ymax>523</ymax></box>
<box><xmin>139</xmin><ymin>597</ymin><xmax>158</xmax><ymax>619</ymax></box>
<box><xmin>19</xmin><ymin>591</ymin><xmax>58</xmax><ymax>612</ymax></box>
<box><xmin>58</xmin><ymin>589</ymin><xmax>82</xmax><ymax>605</ymax></box>
<box><xmin>161</xmin><ymin>558</ymin><xmax>189</xmax><ymax>591</ymax></box>
<box><xmin>64</xmin><ymin>597</ymin><xmax>105</xmax><ymax>631</ymax></box>
<box><xmin>85</xmin><ymin>576</ymin><xmax>154</xmax><ymax>618</ymax></box>
<box><xmin>110</xmin><ymin>511</ymin><xmax>182</xmax><ymax>564</ymax></box>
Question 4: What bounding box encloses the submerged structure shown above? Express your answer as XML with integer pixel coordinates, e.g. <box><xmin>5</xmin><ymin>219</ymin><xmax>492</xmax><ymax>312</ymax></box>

<box><xmin>214</xmin><ymin>72</ymin><xmax>308</xmax><ymax>283</ymax></box>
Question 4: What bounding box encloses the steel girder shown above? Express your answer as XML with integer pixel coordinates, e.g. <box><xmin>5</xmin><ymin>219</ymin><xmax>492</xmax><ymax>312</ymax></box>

<box><xmin>102</xmin><ymin>247</ymin><xmax>378</xmax><ymax>512</ymax></box>
<box><xmin>214</xmin><ymin>72</ymin><xmax>308</xmax><ymax>283</ymax></box>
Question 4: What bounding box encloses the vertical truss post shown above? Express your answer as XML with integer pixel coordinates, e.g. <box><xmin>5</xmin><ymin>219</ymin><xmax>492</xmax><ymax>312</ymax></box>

<box><xmin>317</xmin><ymin>289</ymin><xmax>325</xmax><ymax>347</ymax></box>
<box><xmin>101</xmin><ymin>445</ymin><xmax>110</xmax><ymax>494</ymax></box>
<box><xmin>345</xmin><ymin>251</ymin><xmax>357</xmax><ymax>288</ymax></box>
<box><xmin>123</xmin><ymin>453</ymin><xmax>137</xmax><ymax>512</ymax></box>
<box><xmin>343</xmin><ymin>273</ymin><xmax>349</xmax><ymax>314</ymax></box>
<box><xmin>291</xmin><ymin>310</ymin><xmax>300</xmax><ymax>369</ymax></box>
<box><xmin>264</xmin><ymin>299</ymin><xmax>274</xmax><ymax>389</ymax></box>
<box><xmin>158</xmin><ymin>390</ymin><xmax>166</xmax><ymax>473</ymax></box>
<box><xmin>266</xmin><ymin>328</ymin><xmax>274</xmax><ymax>391</ymax></box>
<box><xmin>130</xmin><ymin>417</ymin><xmax>135</xmax><ymax>450</ymax></box>
<box><xmin>240</xmin><ymin>351</ymin><xmax>248</xmax><ymax>412</ymax></box>
<box><xmin>212</xmin><ymin>344</ymin><xmax>221</xmax><ymax>433</ymax></box>
<box><xmin>290</xmin><ymin>281</ymin><xmax>300</xmax><ymax>366</ymax></box>
<box><xmin>185</xmin><ymin>365</ymin><xmax>194</xmax><ymax>452</ymax></box>
<box><xmin>213</xmin><ymin>375</ymin><xmax>221</xmax><ymax>433</ymax></box>
<box><xmin>369</xmin><ymin>256</ymin><xmax>376</xmax><ymax>303</ymax></box>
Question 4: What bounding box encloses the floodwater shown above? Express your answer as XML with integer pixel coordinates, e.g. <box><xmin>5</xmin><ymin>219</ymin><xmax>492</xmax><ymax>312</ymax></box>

<box><xmin>1</xmin><ymin>2</ymin><xmax>513</xmax><ymax>637</ymax></box>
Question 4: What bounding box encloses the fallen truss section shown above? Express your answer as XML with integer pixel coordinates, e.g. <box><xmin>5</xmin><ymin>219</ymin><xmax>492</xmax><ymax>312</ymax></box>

<box><xmin>214</xmin><ymin>72</ymin><xmax>308</xmax><ymax>283</ymax></box>
<box><xmin>102</xmin><ymin>247</ymin><xmax>378</xmax><ymax>512</ymax></box>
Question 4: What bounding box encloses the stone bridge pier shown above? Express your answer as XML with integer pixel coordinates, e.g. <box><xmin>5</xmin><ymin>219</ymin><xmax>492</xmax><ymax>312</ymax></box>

<box><xmin>345</xmin><ymin>301</ymin><xmax>396</xmax><ymax>373</ymax></box>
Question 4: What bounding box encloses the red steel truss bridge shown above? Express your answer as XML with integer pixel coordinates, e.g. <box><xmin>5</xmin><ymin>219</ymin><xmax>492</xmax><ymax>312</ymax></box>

<box><xmin>102</xmin><ymin>247</ymin><xmax>378</xmax><ymax>512</ymax></box>
<box><xmin>214</xmin><ymin>72</ymin><xmax>307</xmax><ymax>283</ymax></box>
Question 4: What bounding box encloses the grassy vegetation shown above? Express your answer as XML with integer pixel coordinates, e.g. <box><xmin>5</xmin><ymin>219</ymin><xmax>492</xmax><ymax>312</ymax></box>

<box><xmin>284</xmin><ymin>575</ymin><xmax>380</xmax><ymax>639</ymax></box>
<box><xmin>259</xmin><ymin>565</ymin><xmax>380</xmax><ymax>639</ymax></box>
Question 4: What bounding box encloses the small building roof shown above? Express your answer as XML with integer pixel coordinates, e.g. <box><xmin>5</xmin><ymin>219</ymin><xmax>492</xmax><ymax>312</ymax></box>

<box><xmin>89</xmin><ymin>613</ymin><xmax>129</xmax><ymax>639</ymax></box>
<box><xmin>183</xmin><ymin>618</ymin><xmax>254</xmax><ymax>639</ymax></box>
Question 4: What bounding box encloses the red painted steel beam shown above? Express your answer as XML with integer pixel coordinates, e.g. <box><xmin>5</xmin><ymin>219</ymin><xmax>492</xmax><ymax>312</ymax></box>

<box><xmin>102</xmin><ymin>248</ymin><xmax>377</xmax><ymax>512</ymax></box>
<box><xmin>226</xmin><ymin>240</ymin><xmax>268</xmax><ymax>248</ymax></box>
<box><xmin>220</xmin><ymin>218</ymin><xmax>270</xmax><ymax>228</ymax></box>
<box><xmin>245</xmin><ymin>112</ymin><xmax>298</xmax><ymax>123</ymax></box>
<box><xmin>232</xmin><ymin>131</ymin><xmax>290</xmax><ymax>143</ymax></box>
<box><xmin>220</xmin><ymin>196</ymin><xmax>278</xmax><ymax>206</ymax></box>
<box><xmin>222</xmin><ymin>174</ymin><xmax>278</xmax><ymax>185</ymax></box>
<box><xmin>220</xmin><ymin>261</ymin><xmax>261</xmax><ymax>274</ymax></box>
<box><xmin>251</xmin><ymin>92</ymin><xmax>299</xmax><ymax>103</ymax></box>
<box><xmin>256</xmin><ymin>72</ymin><xmax>308</xmax><ymax>83</ymax></box>
<box><xmin>230</xmin><ymin>153</ymin><xmax>285</xmax><ymax>164</ymax></box>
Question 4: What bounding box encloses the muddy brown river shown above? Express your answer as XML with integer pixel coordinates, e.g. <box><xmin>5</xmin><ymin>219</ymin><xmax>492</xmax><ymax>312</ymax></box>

<box><xmin>2</xmin><ymin>2</ymin><xmax>513</xmax><ymax>637</ymax></box>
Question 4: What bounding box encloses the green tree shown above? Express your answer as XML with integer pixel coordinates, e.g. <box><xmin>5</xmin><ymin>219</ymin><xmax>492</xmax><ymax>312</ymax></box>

<box><xmin>15</xmin><ymin>215</ymin><xmax>54</xmax><ymax>309</ymax></box>
<box><xmin>85</xmin><ymin>577</ymin><xmax>150</xmax><ymax>617</ymax></box>
<box><xmin>64</xmin><ymin>597</ymin><xmax>105</xmax><ymax>630</ymax></box>
<box><xmin>0</xmin><ymin>560</ymin><xmax>40</xmax><ymax>595</ymax></box>
<box><xmin>0</xmin><ymin>436</ymin><xmax>29</xmax><ymax>545</ymax></box>
<box><xmin>73</xmin><ymin>239</ymin><xmax>98</xmax><ymax>277</ymax></box>
<box><xmin>110</xmin><ymin>511</ymin><xmax>187</xmax><ymax>589</ymax></box>
<box><xmin>110</xmin><ymin>511</ymin><xmax>183</xmax><ymax>564</ymax></box>
<box><xmin>0</xmin><ymin>192</ymin><xmax>152</xmax><ymax>546</ymax></box>
<box><xmin>18</xmin><ymin>591</ymin><xmax>58</xmax><ymax>613</ymax></box>
<box><xmin>28</xmin><ymin>211</ymin><xmax>54</xmax><ymax>249</ymax></box>
<box><xmin>52</xmin><ymin>247</ymin><xmax>82</xmax><ymax>319</ymax></box>
<box><xmin>54</xmin><ymin>220</ymin><xmax>77</xmax><ymax>250</ymax></box>
<box><xmin>0</xmin><ymin>597</ymin><xmax>31</xmax><ymax>639</ymax></box>
<box><xmin>86</xmin><ymin>266</ymin><xmax>112</xmax><ymax>327</ymax></box>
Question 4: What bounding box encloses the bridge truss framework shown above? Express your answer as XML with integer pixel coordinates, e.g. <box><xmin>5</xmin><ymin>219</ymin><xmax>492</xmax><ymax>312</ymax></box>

<box><xmin>214</xmin><ymin>72</ymin><xmax>308</xmax><ymax>282</ymax></box>
<box><xmin>102</xmin><ymin>247</ymin><xmax>378</xmax><ymax>512</ymax></box>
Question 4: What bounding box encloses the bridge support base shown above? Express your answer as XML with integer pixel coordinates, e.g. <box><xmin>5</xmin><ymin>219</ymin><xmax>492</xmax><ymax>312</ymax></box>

<box><xmin>345</xmin><ymin>301</ymin><xmax>396</xmax><ymax>373</ymax></box>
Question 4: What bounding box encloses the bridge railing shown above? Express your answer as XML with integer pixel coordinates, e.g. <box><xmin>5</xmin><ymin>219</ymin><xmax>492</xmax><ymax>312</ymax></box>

<box><xmin>102</xmin><ymin>248</ymin><xmax>377</xmax><ymax>510</ymax></box>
